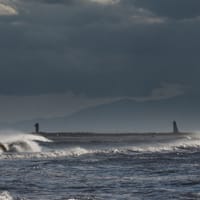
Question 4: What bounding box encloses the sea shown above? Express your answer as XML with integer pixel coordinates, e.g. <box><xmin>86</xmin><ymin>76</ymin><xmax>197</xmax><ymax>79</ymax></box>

<box><xmin>0</xmin><ymin>130</ymin><xmax>200</xmax><ymax>200</ymax></box>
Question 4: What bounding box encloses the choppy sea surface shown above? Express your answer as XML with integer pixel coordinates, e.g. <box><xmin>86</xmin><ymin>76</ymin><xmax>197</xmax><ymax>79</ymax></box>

<box><xmin>1</xmin><ymin>130</ymin><xmax>200</xmax><ymax>199</ymax></box>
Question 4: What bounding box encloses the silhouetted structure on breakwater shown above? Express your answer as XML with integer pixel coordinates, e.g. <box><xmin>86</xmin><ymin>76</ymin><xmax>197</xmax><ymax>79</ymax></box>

<box><xmin>173</xmin><ymin>121</ymin><xmax>179</xmax><ymax>133</ymax></box>
<box><xmin>34</xmin><ymin>123</ymin><xmax>39</xmax><ymax>133</ymax></box>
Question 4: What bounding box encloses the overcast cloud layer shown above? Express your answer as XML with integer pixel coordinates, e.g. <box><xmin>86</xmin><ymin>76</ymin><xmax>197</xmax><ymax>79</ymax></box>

<box><xmin>0</xmin><ymin>0</ymin><xmax>199</xmax><ymax>123</ymax></box>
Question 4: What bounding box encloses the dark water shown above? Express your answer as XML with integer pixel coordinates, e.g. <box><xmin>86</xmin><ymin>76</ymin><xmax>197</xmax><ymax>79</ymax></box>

<box><xmin>1</xmin><ymin>131</ymin><xmax>200</xmax><ymax>200</ymax></box>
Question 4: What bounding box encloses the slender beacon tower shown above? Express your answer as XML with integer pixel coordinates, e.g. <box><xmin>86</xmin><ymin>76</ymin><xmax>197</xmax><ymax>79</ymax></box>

<box><xmin>34</xmin><ymin>123</ymin><xmax>39</xmax><ymax>133</ymax></box>
<box><xmin>173</xmin><ymin>121</ymin><xmax>179</xmax><ymax>133</ymax></box>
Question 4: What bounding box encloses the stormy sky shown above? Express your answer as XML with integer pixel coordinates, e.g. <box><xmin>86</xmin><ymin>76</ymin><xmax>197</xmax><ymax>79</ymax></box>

<box><xmin>0</xmin><ymin>0</ymin><xmax>199</xmax><ymax>127</ymax></box>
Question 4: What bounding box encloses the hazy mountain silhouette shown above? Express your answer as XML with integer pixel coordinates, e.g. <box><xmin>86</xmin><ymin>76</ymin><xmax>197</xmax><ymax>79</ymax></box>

<box><xmin>2</xmin><ymin>96</ymin><xmax>200</xmax><ymax>132</ymax></box>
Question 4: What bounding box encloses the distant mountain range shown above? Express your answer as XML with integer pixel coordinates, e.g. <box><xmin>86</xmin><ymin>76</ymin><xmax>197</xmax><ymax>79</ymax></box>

<box><xmin>1</xmin><ymin>96</ymin><xmax>200</xmax><ymax>132</ymax></box>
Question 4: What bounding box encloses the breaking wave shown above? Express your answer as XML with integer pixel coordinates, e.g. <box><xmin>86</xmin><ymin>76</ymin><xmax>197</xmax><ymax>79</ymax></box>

<box><xmin>0</xmin><ymin>130</ymin><xmax>51</xmax><ymax>154</ymax></box>
<box><xmin>0</xmin><ymin>191</ymin><xmax>13</xmax><ymax>200</ymax></box>
<box><xmin>1</xmin><ymin>136</ymin><xmax>200</xmax><ymax>160</ymax></box>
<box><xmin>1</xmin><ymin>131</ymin><xmax>200</xmax><ymax>160</ymax></box>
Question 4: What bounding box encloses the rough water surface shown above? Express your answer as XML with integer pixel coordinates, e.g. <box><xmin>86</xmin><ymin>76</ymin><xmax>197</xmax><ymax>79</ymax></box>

<box><xmin>0</xmin><ymin>131</ymin><xmax>200</xmax><ymax>199</ymax></box>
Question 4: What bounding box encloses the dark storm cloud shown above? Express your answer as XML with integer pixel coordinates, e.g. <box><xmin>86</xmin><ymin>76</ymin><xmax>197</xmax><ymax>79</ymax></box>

<box><xmin>0</xmin><ymin>0</ymin><xmax>199</xmax><ymax>98</ymax></box>
<box><xmin>20</xmin><ymin>0</ymin><xmax>80</xmax><ymax>6</ymax></box>
<box><xmin>21</xmin><ymin>0</ymin><xmax>200</xmax><ymax>19</ymax></box>
<box><xmin>133</xmin><ymin>0</ymin><xmax>200</xmax><ymax>20</ymax></box>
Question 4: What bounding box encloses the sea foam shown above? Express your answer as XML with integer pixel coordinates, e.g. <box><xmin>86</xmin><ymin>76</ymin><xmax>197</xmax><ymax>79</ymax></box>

<box><xmin>0</xmin><ymin>130</ymin><xmax>51</xmax><ymax>153</ymax></box>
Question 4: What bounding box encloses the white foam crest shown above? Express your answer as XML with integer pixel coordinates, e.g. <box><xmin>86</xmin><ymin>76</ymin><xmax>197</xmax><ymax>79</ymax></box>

<box><xmin>121</xmin><ymin>138</ymin><xmax>200</xmax><ymax>153</ymax></box>
<box><xmin>38</xmin><ymin>147</ymin><xmax>89</xmax><ymax>158</ymax></box>
<box><xmin>0</xmin><ymin>191</ymin><xmax>14</xmax><ymax>200</ymax></box>
<box><xmin>0</xmin><ymin>147</ymin><xmax>89</xmax><ymax>160</ymax></box>
<box><xmin>0</xmin><ymin>130</ymin><xmax>51</xmax><ymax>153</ymax></box>
<box><xmin>0</xmin><ymin>130</ymin><xmax>50</xmax><ymax>143</ymax></box>
<box><xmin>1</xmin><ymin>134</ymin><xmax>200</xmax><ymax>160</ymax></box>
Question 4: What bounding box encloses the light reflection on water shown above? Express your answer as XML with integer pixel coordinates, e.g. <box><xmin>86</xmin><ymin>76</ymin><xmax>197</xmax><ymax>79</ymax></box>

<box><xmin>0</xmin><ymin>133</ymin><xmax>200</xmax><ymax>199</ymax></box>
